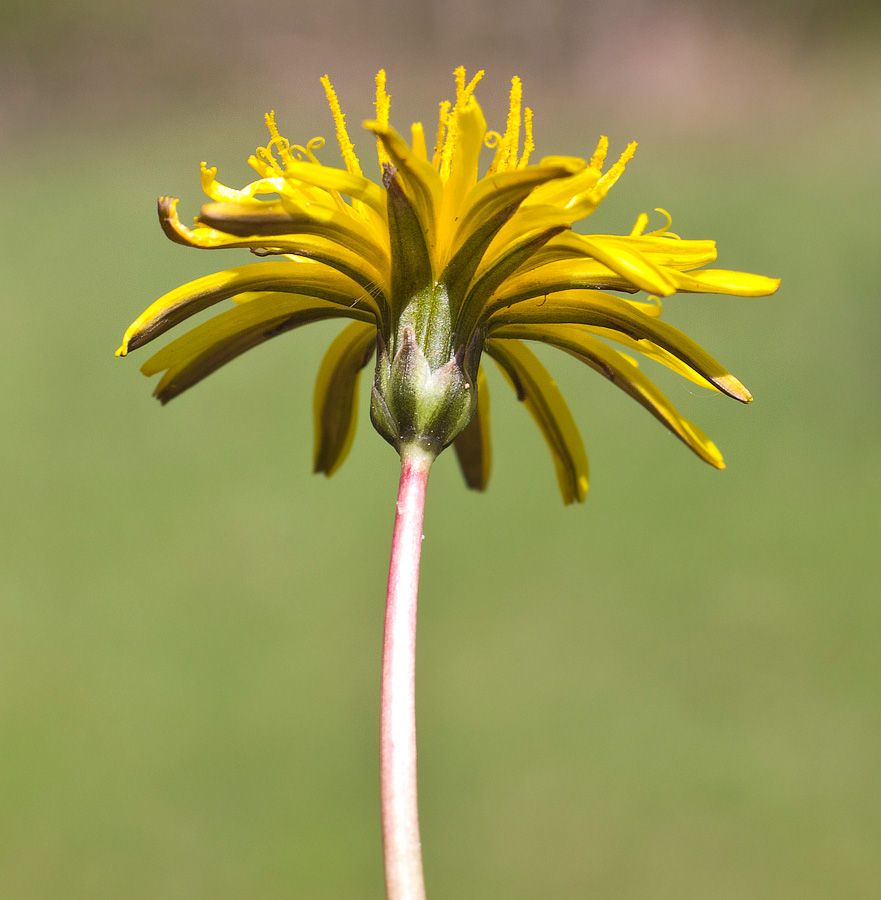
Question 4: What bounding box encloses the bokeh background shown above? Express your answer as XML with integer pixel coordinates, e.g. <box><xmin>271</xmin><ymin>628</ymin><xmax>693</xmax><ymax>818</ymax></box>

<box><xmin>2</xmin><ymin>1</ymin><xmax>880</xmax><ymax>897</ymax></box>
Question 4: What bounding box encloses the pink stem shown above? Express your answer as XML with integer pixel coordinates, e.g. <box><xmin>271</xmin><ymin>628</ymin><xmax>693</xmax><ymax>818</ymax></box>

<box><xmin>381</xmin><ymin>448</ymin><xmax>433</xmax><ymax>900</ymax></box>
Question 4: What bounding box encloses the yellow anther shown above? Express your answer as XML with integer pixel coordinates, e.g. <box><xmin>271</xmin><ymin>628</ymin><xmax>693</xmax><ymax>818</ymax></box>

<box><xmin>454</xmin><ymin>66</ymin><xmax>466</xmax><ymax>104</ymax></box>
<box><xmin>265</xmin><ymin>110</ymin><xmax>282</xmax><ymax>143</ymax></box>
<box><xmin>518</xmin><ymin>107</ymin><xmax>534</xmax><ymax>169</ymax></box>
<box><xmin>374</xmin><ymin>69</ymin><xmax>391</xmax><ymax>168</ymax></box>
<box><xmin>590</xmin><ymin>135</ymin><xmax>609</xmax><ymax>170</ymax></box>
<box><xmin>439</xmin><ymin>112</ymin><xmax>458</xmax><ymax>182</ymax></box>
<box><xmin>484</xmin><ymin>131</ymin><xmax>501</xmax><ymax>148</ymax></box>
<box><xmin>320</xmin><ymin>75</ymin><xmax>362</xmax><ymax>177</ymax></box>
<box><xmin>462</xmin><ymin>70</ymin><xmax>484</xmax><ymax>104</ymax></box>
<box><xmin>596</xmin><ymin>141</ymin><xmax>637</xmax><ymax>192</ymax></box>
<box><xmin>261</xmin><ymin>111</ymin><xmax>294</xmax><ymax>169</ymax></box>
<box><xmin>438</xmin><ymin>68</ymin><xmax>487</xmax><ymax>181</ymax></box>
<box><xmin>432</xmin><ymin>100</ymin><xmax>451</xmax><ymax>168</ymax></box>
<box><xmin>411</xmin><ymin>123</ymin><xmax>428</xmax><ymax>162</ymax></box>
<box><xmin>503</xmin><ymin>76</ymin><xmax>523</xmax><ymax>170</ymax></box>
<box><xmin>485</xmin><ymin>78</ymin><xmax>523</xmax><ymax>176</ymax></box>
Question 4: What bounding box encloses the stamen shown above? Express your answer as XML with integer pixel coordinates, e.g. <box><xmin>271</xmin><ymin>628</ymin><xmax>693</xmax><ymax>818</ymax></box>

<box><xmin>462</xmin><ymin>70</ymin><xmax>485</xmax><ymax>104</ymax></box>
<box><xmin>596</xmin><ymin>141</ymin><xmax>637</xmax><ymax>191</ymax></box>
<box><xmin>439</xmin><ymin>68</ymin><xmax>486</xmax><ymax>181</ymax></box>
<box><xmin>590</xmin><ymin>136</ymin><xmax>609</xmax><ymax>170</ymax></box>
<box><xmin>484</xmin><ymin>132</ymin><xmax>501</xmax><ymax>148</ymax></box>
<box><xmin>503</xmin><ymin>76</ymin><xmax>522</xmax><ymax>170</ymax></box>
<box><xmin>432</xmin><ymin>101</ymin><xmax>451</xmax><ymax>168</ymax></box>
<box><xmin>300</xmin><ymin>136</ymin><xmax>326</xmax><ymax>164</ymax></box>
<box><xmin>487</xmin><ymin>76</ymin><xmax>523</xmax><ymax>176</ymax></box>
<box><xmin>454</xmin><ymin>66</ymin><xmax>466</xmax><ymax>104</ymax></box>
<box><xmin>439</xmin><ymin>113</ymin><xmax>458</xmax><ymax>181</ymax></box>
<box><xmin>649</xmin><ymin>207</ymin><xmax>679</xmax><ymax>238</ymax></box>
<box><xmin>630</xmin><ymin>212</ymin><xmax>649</xmax><ymax>236</ymax></box>
<box><xmin>411</xmin><ymin>123</ymin><xmax>428</xmax><ymax>162</ymax></box>
<box><xmin>320</xmin><ymin>75</ymin><xmax>363</xmax><ymax>176</ymax></box>
<box><xmin>264</xmin><ymin>111</ymin><xmax>294</xmax><ymax>169</ymax></box>
<box><xmin>287</xmin><ymin>138</ymin><xmax>323</xmax><ymax>164</ymax></box>
<box><xmin>256</xmin><ymin>145</ymin><xmax>283</xmax><ymax>176</ymax></box>
<box><xmin>374</xmin><ymin>69</ymin><xmax>391</xmax><ymax>168</ymax></box>
<box><xmin>265</xmin><ymin>111</ymin><xmax>282</xmax><ymax>144</ymax></box>
<box><xmin>518</xmin><ymin>107</ymin><xmax>534</xmax><ymax>169</ymax></box>
<box><xmin>438</xmin><ymin>103</ymin><xmax>463</xmax><ymax>181</ymax></box>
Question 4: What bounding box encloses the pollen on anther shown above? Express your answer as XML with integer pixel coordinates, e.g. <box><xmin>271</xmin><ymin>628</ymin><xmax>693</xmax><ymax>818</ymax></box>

<box><xmin>374</xmin><ymin>70</ymin><xmax>391</xmax><ymax>168</ymax></box>
<box><xmin>590</xmin><ymin>136</ymin><xmax>609</xmax><ymax>170</ymax></box>
<box><xmin>518</xmin><ymin>107</ymin><xmax>534</xmax><ymax>169</ymax></box>
<box><xmin>597</xmin><ymin>141</ymin><xmax>637</xmax><ymax>192</ymax></box>
<box><xmin>461</xmin><ymin>69</ymin><xmax>484</xmax><ymax>105</ymax></box>
<box><xmin>503</xmin><ymin>76</ymin><xmax>523</xmax><ymax>170</ymax></box>
<box><xmin>432</xmin><ymin>101</ymin><xmax>451</xmax><ymax>168</ymax></box>
<box><xmin>320</xmin><ymin>75</ymin><xmax>363</xmax><ymax>177</ymax></box>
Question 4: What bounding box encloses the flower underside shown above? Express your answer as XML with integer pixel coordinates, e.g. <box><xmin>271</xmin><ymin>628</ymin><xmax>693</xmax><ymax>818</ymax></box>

<box><xmin>118</xmin><ymin>67</ymin><xmax>780</xmax><ymax>503</ymax></box>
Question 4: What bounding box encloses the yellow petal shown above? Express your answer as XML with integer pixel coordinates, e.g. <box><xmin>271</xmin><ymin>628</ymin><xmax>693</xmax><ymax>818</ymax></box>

<box><xmin>313</xmin><ymin>321</ymin><xmax>377</xmax><ymax>476</ymax></box>
<box><xmin>141</xmin><ymin>292</ymin><xmax>369</xmax><ymax>403</ymax></box>
<box><xmin>666</xmin><ymin>268</ymin><xmax>782</xmax><ymax>296</ymax></box>
<box><xmin>197</xmin><ymin>201</ymin><xmax>389</xmax><ymax>276</ymax></box>
<box><xmin>480</xmin><ymin>203</ymin><xmax>574</xmax><ymax>267</ymax></box>
<box><xmin>599</xmin><ymin>233</ymin><xmax>718</xmax><ymax>270</ymax></box>
<box><xmin>281</xmin><ymin>160</ymin><xmax>387</xmax><ymax>215</ymax></box>
<box><xmin>553</xmin><ymin>234</ymin><xmax>680</xmax><ymax>295</ymax></box>
<box><xmin>451</xmin><ymin>161</ymin><xmax>583</xmax><ymax>262</ymax></box>
<box><xmin>492</xmin><ymin>256</ymin><xmax>676</xmax><ymax>307</ymax></box>
<box><xmin>200</xmin><ymin>165</ymin><xmax>289</xmax><ymax>203</ymax></box>
<box><xmin>496</xmin><ymin>324</ymin><xmax>725</xmax><ymax>468</ymax></box>
<box><xmin>158</xmin><ymin>197</ymin><xmax>391</xmax><ymax>304</ymax></box>
<box><xmin>581</xmin><ymin>326</ymin><xmax>717</xmax><ymax>390</ymax></box>
<box><xmin>456</xmin><ymin>223</ymin><xmax>570</xmax><ymax>340</ymax></box>
<box><xmin>117</xmin><ymin>261</ymin><xmax>374</xmax><ymax>356</ymax></box>
<box><xmin>435</xmin><ymin>97</ymin><xmax>487</xmax><ymax>259</ymax></box>
<box><xmin>523</xmin><ymin>163</ymin><xmax>600</xmax><ymax>213</ymax></box>
<box><xmin>486</xmin><ymin>338</ymin><xmax>588</xmax><ymax>504</ymax></box>
<box><xmin>488</xmin><ymin>291</ymin><xmax>752</xmax><ymax>403</ymax></box>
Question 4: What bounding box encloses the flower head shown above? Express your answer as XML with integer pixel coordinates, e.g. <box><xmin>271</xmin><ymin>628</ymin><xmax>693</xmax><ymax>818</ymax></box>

<box><xmin>117</xmin><ymin>68</ymin><xmax>779</xmax><ymax>503</ymax></box>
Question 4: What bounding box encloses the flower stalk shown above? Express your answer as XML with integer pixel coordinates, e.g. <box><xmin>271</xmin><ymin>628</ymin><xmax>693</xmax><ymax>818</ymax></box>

<box><xmin>115</xmin><ymin>67</ymin><xmax>781</xmax><ymax>898</ymax></box>
<box><xmin>381</xmin><ymin>448</ymin><xmax>433</xmax><ymax>900</ymax></box>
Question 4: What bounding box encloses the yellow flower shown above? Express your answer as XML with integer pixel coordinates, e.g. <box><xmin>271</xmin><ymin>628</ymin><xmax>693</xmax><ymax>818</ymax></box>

<box><xmin>117</xmin><ymin>68</ymin><xmax>779</xmax><ymax>503</ymax></box>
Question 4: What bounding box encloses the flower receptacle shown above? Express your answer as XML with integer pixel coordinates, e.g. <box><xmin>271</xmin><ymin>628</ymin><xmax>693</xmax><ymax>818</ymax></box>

<box><xmin>371</xmin><ymin>327</ymin><xmax>478</xmax><ymax>458</ymax></box>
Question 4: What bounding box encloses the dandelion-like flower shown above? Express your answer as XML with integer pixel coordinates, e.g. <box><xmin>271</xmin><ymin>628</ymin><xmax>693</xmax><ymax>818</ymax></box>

<box><xmin>117</xmin><ymin>67</ymin><xmax>779</xmax><ymax>503</ymax></box>
<box><xmin>118</xmin><ymin>68</ymin><xmax>780</xmax><ymax>900</ymax></box>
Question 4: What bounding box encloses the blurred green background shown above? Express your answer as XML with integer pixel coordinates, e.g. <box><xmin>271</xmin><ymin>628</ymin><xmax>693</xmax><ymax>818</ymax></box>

<box><xmin>2</xmin><ymin>1</ymin><xmax>880</xmax><ymax>897</ymax></box>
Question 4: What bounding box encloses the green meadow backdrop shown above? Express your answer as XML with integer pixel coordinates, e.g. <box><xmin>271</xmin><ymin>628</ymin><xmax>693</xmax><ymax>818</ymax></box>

<box><xmin>2</xmin><ymin>2</ymin><xmax>880</xmax><ymax>897</ymax></box>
